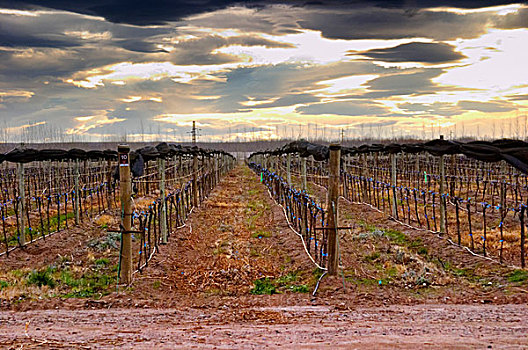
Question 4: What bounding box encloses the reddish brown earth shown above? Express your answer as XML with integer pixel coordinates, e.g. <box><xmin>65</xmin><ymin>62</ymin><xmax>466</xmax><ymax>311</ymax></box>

<box><xmin>1</xmin><ymin>304</ymin><xmax>527</xmax><ymax>349</ymax></box>
<box><xmin>0</xmin><ymin>163</ymin><xmax>527</xmax><ymax>348</ymax></box>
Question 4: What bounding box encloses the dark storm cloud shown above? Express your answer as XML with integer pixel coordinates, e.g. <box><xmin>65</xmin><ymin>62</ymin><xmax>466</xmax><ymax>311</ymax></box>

<box><xmin>342</xmin><ymin>68</ymin><xmax>446</xmax><ymax>99</ymax></box>
<box><xmin>0</xmin><ymin>0</ymin><xmax>522</xmax><ymax>25</ymax></box>
<box><xmin>298</xmin><ymin>8</ymin><xmax>492</xmax><ymax>41</ymax></box>
<box><xmin>0</xmin><ymin>10</ymin><xmax>172</xmax><ymax>50</ymax></box>
<box><xmin>356</xmin><ymin>42</ymin><xmax>466</xmax><ymax>64</ymax></box>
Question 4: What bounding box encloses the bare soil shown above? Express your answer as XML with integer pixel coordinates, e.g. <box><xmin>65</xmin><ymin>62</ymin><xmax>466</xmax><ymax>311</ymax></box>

<box><xmin>0</xmin><ymin>163</ymin><xmax>527</xmax><ymax>348</ymax></box>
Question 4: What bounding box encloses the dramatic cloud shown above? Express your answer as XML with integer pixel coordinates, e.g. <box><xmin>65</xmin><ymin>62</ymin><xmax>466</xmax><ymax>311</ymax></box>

<box><xmin>1</xmin><ymin>1</ymin><xmax>522</xmax><ymax>25</ymax></box>
<box><xmin>457</xmin><ymin>100</ymin><xmax>516</xmax><ymax>112</ymax></box>
<box><xmin>296</xmin><ymin>100</ymin><xmax>389</xmax><ymax>116</ymax></box>
<box><xmin>356</xmin><ymin>42</ymin><xmax>466</xmax><ymax>64</ymax></box>
<box><xmin>0</xmin><ymin>1</ymin><xmax>526</xmax><ymax>141</ymax></box>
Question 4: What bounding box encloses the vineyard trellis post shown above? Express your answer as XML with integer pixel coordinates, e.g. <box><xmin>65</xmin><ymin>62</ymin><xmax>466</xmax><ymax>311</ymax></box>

<box><xmin>301</xmin><ymin>156</ymin><xmax>307</xmax><ymax>191</ymax></box>
<box><xmin>17</xmin><ymin>163</ymin><xmax>26</xmax><ymax>246</ymax></box>
<box><xmin>214</xmin><ymin>155</ymin><xmax>219</xmax><ymax>185</ymax></box>
<box><xmin>159</xmin><ymin>158</ymin><xmax>168</xmax><ymax>244</ymax></box>
<box><xmin>287</xmin><ymin>153</ymin><xmax>292</xmax><ymax>185</ymax></box>
<box><xmin>439</xmin><ymin>143</ymin><xmax>446</xmax><ymax>234</ymax></box>
<box><xmin>192</xmin><ymin>150</ymin><xmax>198</xmax><ymax>208</ymax></box>
<box><xmin>106</xmin><ymin>159</ymin><xmax>112</xmax><ymax>210</ymax></box>
<box><xmin>327</xmin><ymin>144</ymin><xmax>341</xmax><ymax>275</ymax></box>
<box><xmin>74</xmin><ymin>160</ymin><xmax>80</xmax><ymax>225</ymax></box>
<box><xmin>391</xmin><ymin>153</ymin><xmax>397</xmax><ymax>218</ymax></box>
<box><xmin>118</xmin><ymin>144</ymin><xmax>133</xmax><ymax>285</ymax></box>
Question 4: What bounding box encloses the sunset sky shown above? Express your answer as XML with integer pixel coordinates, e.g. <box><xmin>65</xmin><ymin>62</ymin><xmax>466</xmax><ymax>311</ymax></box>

<box><xmin>0</xmin><ymin>0</ymin><xmax>527</xmax><ymax>142</ymax></box>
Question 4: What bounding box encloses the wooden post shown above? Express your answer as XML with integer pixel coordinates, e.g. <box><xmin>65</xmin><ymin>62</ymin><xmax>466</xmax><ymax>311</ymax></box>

<box><xmin>391</xmin><ymin>153</ymin><xmax>397</xmax><ymax>218</ymax></box>
<box><xmin>301</xmin><ymin>156</ymin><xmax>307</xmax><ymax>191</ymax></box>
<box><xmin>74</xmin><ymin>160</ymin><xmax>80</xmax><ymax>225</ymax></box>
<box><xmin>311</xmin><ymin>156</ymin><xmax>315</xmax><ymax>182</ymax></box>
<box><xmin>214</xmin><ymin>156</ymin><xmax>219</xmax><ymax>185</ymax></box>
<box><xmin>439</xmin><ymin>152</ymin><xmax>446</xmax><ymax>233</ymax></box>
<box><xmin>118</xmin><ymin>144</ymin><xmax>132</xmax><ymax>285</ymax></box>
<box><xmin>192</xmin><ymin>151</ymin><xmax>198</xmax><ymax>207</ymax></box>
<box><xmin>106</xmin><ymin>159</ymin><xmax>112</xmax><ymax>210</ymax></box>
<box><xmin>327</xmin><ymin>144</ymin><xmax>341</xmax><ymax>275</ymax></box>
<box><xmin>17</xmin><ymin>163</ymin><xmax>26</xmax><ymax>246</ymax></box>
<box><xmin>286</xmin><ymin>153</ymin><xmax>292</xmax><ymax>185</ymax></box>
<box><xmin>159</xmin><ymin>158</ymin><xmax>167</xmax><ymax>244</ymax></box>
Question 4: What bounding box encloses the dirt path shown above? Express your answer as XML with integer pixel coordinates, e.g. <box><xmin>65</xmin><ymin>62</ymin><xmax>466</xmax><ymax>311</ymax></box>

<box><xmin>121</xmin><ymin>164</ymin><xmax>314</xmax><ymax>308</ymax></box>
<box><xmin>1</xmin><ymin>304</ymin><xmax>527</xmax><ymax>349</ymax></box>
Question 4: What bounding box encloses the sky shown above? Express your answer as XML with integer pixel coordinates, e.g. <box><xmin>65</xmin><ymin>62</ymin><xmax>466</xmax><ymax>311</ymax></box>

<box><xmin>0</xmin><ymin>0</ymin><xmax>527</xmax><ymax>143</ymax></box>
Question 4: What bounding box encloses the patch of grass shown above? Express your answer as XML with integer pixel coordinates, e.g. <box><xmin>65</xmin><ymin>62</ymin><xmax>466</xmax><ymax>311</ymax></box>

<box><xmin>27</xmin><ymin>268</ymin><xmax>56</xmax><ymax>288</ymax></box>
<box><xmin>508</xmin><ymin>270</ymin><xmax>528</xmax><ymax>283</ymax></box>
<box><xmin>251</xmin><ymin>229</ymin><xmax>272</xmax><ymax>239</ymax></box>
<box><xmin>364</xmin><ymin>251</ymin><xmax>381</xmax><ymax>262</ymax></box>
<box><xmin>288</xmin><ymin>284</ymin><xmax>309</xmax><ymax>293</ymax></box>
<box><xmin>247</xmin><ymin>189</ymin><xmax>260</xmax><ymax>196</ymax></box>
<box><xmin>94</xmin><ymin>258</ymin><xmax>109</xmax><ymax>266</ymax></box>
<box><xmin>417</xmin><ymin>247</ymin><xmax>428</xmax><ymax>256</ymax></box>
<box><xmin>0</xmin><ymin>280</ymin><xmax>9</xmax><ymax>290</ymax></box>
<box><xmin>10</xmin><ymin>269</ymin><xmax>28</xmax><ymax>279</ymax></box>
<box><xmin>357</xmin><ymin>219</ymin><xmax>376</xmax><ymax>232</ymax></box>
<box><xmin>346</xmin><ymin>277</ymin><xmax>378</xmax><ymax>285</ymax></box>
<box><xmin>312</xmin><ymin>267</ymin><xmax>324</xmax><ymax>280</ymax></box>
<box><xmin>383</xmin><ymin>229</ymin><xmax>408</xmax><ymax>245</ymax></box>
<box><xmin>276</xmin><ymin>272</ymin><xmax>298</xmax><ymax>285</ymax></box>
<box><xmin>152</xmin><ymin>280</ymin><xmax>161</xmax><ymax>289</ymax></box>
<box><xmin>342</xmin><ymin>213</ymin><xmax>354</xmax><ymax>220</ymax></box>
<box><xmin>251</xmin><ymin>271</ymin><xmax>309</xmax><ymax>295</ymax></box>
<box><xmin>386</xmin><ymin>267</ymin><xmax>398</xmax><ymax>277</ymax></box>
<box><xmin>60</xmin><ymin>271</ymin><xmax>113</xmax><ymax>298</ymax></box>
<box><xmin>250</xmin><ymin>278</ymin><xmax>277</xmax><ymax>295</ymax></box>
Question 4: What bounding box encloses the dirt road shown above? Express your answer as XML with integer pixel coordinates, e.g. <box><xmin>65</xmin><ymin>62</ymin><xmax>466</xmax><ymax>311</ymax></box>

<box><xmin>1</xmin><ymin>304</ymin><xmax>527</xmax><ymax>349</ymax></box>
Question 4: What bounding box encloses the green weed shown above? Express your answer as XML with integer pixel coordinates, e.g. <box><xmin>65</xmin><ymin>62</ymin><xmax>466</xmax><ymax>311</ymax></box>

<box><xmin>250</xmin><ymin>278</ymin><xmax>277</xmax><ymax>295</ymax></box>
<box><xmin>0</xmin><ymin>280</ymin><xmax>9</xmax><ymax>289</ymax></box>
<box><xmin>508</xmin><ymin>270</ymin><xmax>528</xmax><ymax>283</ymax></box>
<box><xmin>94</xmin><ymin>258</ymin><xmax>109</xmax><ymax>266</ymax></box>
<box><xmin>364</xmin><ymin>252</ymin><xmax>381</xmax><ymax>262</ymax></box>
<box><xmin>27</xmin><ymin>268</ymin><xmax>55</xmax><ymax>288</ymax></box>
<box><xmin>251</xmin><ymin>230</ymin><xmax>271</xmax><ymax>239</ymax></box>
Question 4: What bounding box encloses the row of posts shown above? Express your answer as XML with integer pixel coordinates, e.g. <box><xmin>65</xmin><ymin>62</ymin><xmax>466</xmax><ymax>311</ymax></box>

<box><xmin>118</xmin><ymin>145</ymin><xmax>232</xmax><ymax>284</ymax></box>
<box><xmin>255</xmin><ymin>145</ymin><xmax>341</xmax><ymax>275</ymax></box>
<box><xmin>15</xmin><ymin>158</ymin><xmax>113</xmax><ymax>247</ymax></box>
<box><xmin>257</xmin><ymin>141</ymin><xmax>454</xmax><ymax>275</ymax></box>
<box><xmin>12</xmin><ymin>145</ymin><xmax>232</xmax><ymax>284</ymax></box>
